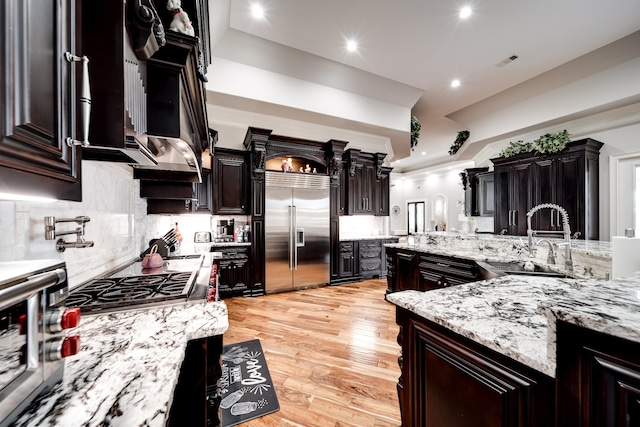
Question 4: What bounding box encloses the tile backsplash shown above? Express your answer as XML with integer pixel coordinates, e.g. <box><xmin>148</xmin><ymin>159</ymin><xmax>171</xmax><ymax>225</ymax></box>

<box><xmin>339</xmin><ymin>215</ymin><xmax>389</xmax><ymax>239</ymax></box>
<box><xmin>0</xmin><ymin>160</ymin><xmax>254</xmax><ymax>287</ymax></box>
<box><xmin>1</xmin><ymin>161</ymin><xmax>145</xmax><ymax>287</ymax></box>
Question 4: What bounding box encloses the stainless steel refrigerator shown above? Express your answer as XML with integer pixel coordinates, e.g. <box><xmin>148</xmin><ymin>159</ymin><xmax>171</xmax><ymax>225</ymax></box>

<box><xmin>265</xmin><ymin>171</ymin><xmax>330</xmax><ymax>292</ymax></box>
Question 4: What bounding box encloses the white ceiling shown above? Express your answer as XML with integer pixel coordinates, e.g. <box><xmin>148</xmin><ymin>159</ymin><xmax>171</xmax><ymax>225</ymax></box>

<box><xmin>206</xmin><ymin>0</ymin><xmax>640</xmax><ymax>171</ymax></box>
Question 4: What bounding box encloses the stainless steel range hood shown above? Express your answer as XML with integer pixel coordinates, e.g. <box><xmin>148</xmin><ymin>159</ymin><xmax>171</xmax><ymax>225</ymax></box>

<box><xmin>132</xmin><ymin>92</ymin><xmax>204</xmax><ymax>183</ymax></box>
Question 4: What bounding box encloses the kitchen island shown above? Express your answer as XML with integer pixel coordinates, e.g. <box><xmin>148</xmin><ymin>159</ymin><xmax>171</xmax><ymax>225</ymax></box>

<box><xmin>386</xmin><ymin>264</ymin><xmax>640</xmax><ymax>426</ymax></box>
<box><xmin>13</xmin><ymin>300</ymin><xmax>228</xmax><ymax>427</ymax></box>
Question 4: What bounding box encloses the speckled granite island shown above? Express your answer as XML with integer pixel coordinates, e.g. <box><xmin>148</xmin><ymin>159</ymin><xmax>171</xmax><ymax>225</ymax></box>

<box><xmin>385</xmin><ymin>233</ymin><xmax>640</xmax><ymax>426</ymax></box>
<box><xmin>13</xmin><ymin>301</ymin><xmax>228</xmax><ymax>427</ymax></box>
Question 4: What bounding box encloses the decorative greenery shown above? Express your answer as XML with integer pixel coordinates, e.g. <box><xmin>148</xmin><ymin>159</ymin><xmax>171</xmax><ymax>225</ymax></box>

<box><xmin>449</xmin><ymin>130</ymin><xmax>470</xmax><ymax>155</ymax></box>
<box><xmin>499</xmin><ymin>130</ymin><xmax>572</xmax><ymax>158</ymax></box>
<box><xmin>499</xmin><ymin>140</ymin><xmax>533</xmax><ymax>158</ymax></box>
<box><xmin>410</xmin><ymin>116</ymin><xmax>421</xmax><ymax>150</ymax></box>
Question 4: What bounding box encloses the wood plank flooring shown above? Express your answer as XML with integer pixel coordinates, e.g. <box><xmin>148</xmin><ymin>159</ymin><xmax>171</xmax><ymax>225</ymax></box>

<box><xmin>222</xmin><ymin>279</ymin><xmax>402</xmax><ymax>427</ymax></box>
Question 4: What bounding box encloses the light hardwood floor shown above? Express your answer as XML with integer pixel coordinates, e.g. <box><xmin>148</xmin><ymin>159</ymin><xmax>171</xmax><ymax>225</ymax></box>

<box><xmin>222</xmin><ymin>279</ymin><xmax>402</xmax><ymax>427</ymax></box>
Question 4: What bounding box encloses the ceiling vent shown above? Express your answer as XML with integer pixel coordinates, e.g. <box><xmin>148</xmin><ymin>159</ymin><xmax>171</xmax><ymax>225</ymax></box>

<box><xmin>495</xmin><ymin>54</ymin><xmax>519</xmax><ymax>68</ymax></box>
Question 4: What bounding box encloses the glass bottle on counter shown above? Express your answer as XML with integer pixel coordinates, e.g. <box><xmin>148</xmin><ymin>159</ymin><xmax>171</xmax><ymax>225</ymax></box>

<box><xmin>174</xmin><ymin>222</ymin><xmax>183</xmax><ymax>243</ymax></box>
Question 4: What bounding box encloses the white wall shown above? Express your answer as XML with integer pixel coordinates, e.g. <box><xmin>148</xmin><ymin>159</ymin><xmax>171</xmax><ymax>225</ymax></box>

<box><xmin>389</xmin><ymin>111</ymin><xmax>640</xmax><ymax>240</ymax></box>
<box><xmin>389</xmin><ymin>168</ymin><xmax>470</xmax><ymax>234</ymax></box>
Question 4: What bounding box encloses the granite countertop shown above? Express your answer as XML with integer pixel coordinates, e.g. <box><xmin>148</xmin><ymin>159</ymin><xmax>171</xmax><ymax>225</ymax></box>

<box><xmin>339</xmin><ymin>235</ymin><xmax>399</xmax><ymax>241</ymax></box>
<box><xmin>386</xmin><ymin>272</ymin><xmax>640</xmax><ymax>378</ymax></box>
<box><xmin>14</xmin><ymin>301</ymin><xmax>229</xmax><ymax>427</ymax></box>
<box><xmin>384</xmin><ymin>235</ymin><xmax>611</xmax><ymax>280</ymax></box>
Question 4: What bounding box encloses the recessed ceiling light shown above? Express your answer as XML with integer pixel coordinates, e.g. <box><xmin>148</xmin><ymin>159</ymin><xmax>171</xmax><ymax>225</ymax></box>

<box><xmin>459</xmin><ymin>6</ymin><xmax>472</xmax><ymax>19</ymax></box>
<box><xmin>251</xmin><ymin>3</ymin><xmax>264</xmax><ymax>19</ymax></box>
<box><xmin>421</xmin><ymin>152</ymin><xmax>426</xmax><ymax>155</ymax></box>
<box><xmin>451</xmin><ymin>79</ymin><xmax>461</xmax><ymax>88</ymax></box>
<box><xmin>346</xmin><ymin>40</ymin><xmax>358</xmax><ymax>52</ymax></box>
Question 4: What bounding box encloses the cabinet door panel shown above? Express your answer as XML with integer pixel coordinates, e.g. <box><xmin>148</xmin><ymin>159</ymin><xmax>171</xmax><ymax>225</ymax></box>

<box><xmin>214</xmin><ymin>151</ymin><xmax>248</xmax><ymax>214</ymax></box>
<box><xmin>413</xmin><ymin>324</ymin><xmax>539</xmax><ymax>427</ymax></box>
<box><xmin>557</xmin><ymin>321</ymin><xmax>640</xmax><ymax>427</ymax></box>
<box><xmin>477</xmin><ymin>173</ymin><xmax>495</xmax><ymax>216</ymax></box>
<box><xmin>533</xmin><ymin>159</ymin><xmax>555</xmax><ymax>231</ymax></box>
<box><xmin>556</xmin><ymin>154</ymin><xmax>582</xmax><ymax>237</ymax></box>
<box><xmin>512</xmin><ymin>163</ymin><xmax>532</xmax><ymax>236</ymax></box>
<box><xmin>395</xmin><ymin>252</ymin><xmax>416</xmax><ymax>291</ymax></box>
<box><xmin>398</xmin><ymin>315</ymin><xmax>555</xmax><ymax>427</ymax></box>
<box><xmin>0</xmin><ymin>0</ymin><xmax>81</xmax><ymax>201</ymax></box>
<box><xmin>494</xmin><ymin>167</ymin><xmax>511</xmax><ymax>234</ymax></box>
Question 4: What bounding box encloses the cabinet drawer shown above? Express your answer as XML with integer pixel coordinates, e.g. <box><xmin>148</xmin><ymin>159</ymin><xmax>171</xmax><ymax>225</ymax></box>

<box><xmin>340</xmin><ymin>242</ymin><xmax>354</xmax><ymax>252</ymax></box>
<box><xmin>419</xmin><ymin>254</ymin><xmax>479</xmax><ymax>283</ymax></box>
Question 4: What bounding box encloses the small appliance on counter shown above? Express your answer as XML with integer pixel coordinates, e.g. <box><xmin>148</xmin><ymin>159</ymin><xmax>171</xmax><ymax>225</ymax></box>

<box><xmin>215</xmin><ymin>219</ymin><xmax>235</xmax><ymax>243</ymax></box>
<box><xmin>194</xmin><ymin>231</ymin><xmax>212</xmax><ymax>243</ymax></box>
<box><xmin>0</xmin><ymin>260</ymin><xmax>81</xmax><ymax>427</ymax></box>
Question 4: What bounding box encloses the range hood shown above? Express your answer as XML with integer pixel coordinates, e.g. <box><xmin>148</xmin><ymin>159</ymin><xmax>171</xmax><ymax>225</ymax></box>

<box><xmin>81</xmin><ymin>2</ymin><xmax>208</xmax><ymax>183</ymax></box>
<box><xmin>132</xmin><ymin>31</ymin><xmax>210</xmax><ymax>183</ymax></box>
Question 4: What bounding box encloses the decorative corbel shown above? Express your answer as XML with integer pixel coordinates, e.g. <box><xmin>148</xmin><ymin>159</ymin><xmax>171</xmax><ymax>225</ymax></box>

<box><xmin>329</xmin><ymin>156</ymin><xmax>343</xmax><ymax>180</ymax></box>
<box><xmin>349</xmin><ymin>159</ymin><xmax>358</xmax><ymax>177</ymax></box>
<box><xmin>252</xmin><ymin>145</ymin><xmax>266</xmax><ymax>176</ymax></box>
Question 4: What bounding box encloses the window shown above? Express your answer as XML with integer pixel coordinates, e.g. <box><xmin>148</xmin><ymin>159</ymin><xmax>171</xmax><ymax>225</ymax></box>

<box><xmin>408</xmin><ymin>201</ymin><xmax>425</xmax><ymax>234</ymax></box>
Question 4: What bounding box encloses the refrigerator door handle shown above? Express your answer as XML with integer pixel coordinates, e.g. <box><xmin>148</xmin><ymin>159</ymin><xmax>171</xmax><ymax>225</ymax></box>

<box><xmin>288</xmin><ymin>205</ymin><xmax>294</xmax><ymax>270</ymax></box>
<box><xmin>291</xmin><ymin>205</ymin><xmax>298</xmax><ymax>270</ymax></box>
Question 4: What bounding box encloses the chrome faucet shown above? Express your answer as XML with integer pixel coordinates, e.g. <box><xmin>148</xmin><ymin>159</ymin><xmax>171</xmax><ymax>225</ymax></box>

<box><xmin>44</xmin><ymin>216</ymin><xmax>94</xmax><ymax>252</ymax></box>
<box><xmin>535</xmin><ymin>239</ymin><xmax>556</xmax><ymax>264</ymax></box>
<box><xmin>526</xmin><ymin>203</ymin><xmax>573</xmax><ymax>271</ymax></box>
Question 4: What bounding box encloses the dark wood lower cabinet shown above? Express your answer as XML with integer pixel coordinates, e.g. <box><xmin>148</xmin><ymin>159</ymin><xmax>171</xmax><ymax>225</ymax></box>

<box><xmin>168</xmin><ymin>335</ymin><xmax>223</xmax><ymax>427</ymax></box>
<box><xmin>556</xmin><ymin>321</ymin><xmax>640</xmax><ymax>427</ymax></box>
<box><xmin>396</xmin><ymin>307</ymin><xmax>555</xmax><ymax>427</ymax></box>
<box><xmin>339</xmin><ymin>241</ymin><xmax>357</xmax><ymax>279</ymax></box>
<box><xmin>213</xmin><ymin>247</ymin><xmax>250</xmax><ymax>298</ymax></box>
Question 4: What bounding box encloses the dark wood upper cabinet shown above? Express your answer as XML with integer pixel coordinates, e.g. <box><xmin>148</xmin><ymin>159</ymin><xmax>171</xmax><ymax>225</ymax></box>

<box><xmin>342</xmin><ymin>150</ymin><xmax>392</xmax><ymax>216</ymax></box>
<box><xmin>374</xmin><ymin>166</ymin><xmax>392</xmax><ymax>216</ymax></box>
<box><xmin>491</xmin><ymin>138</ymin><xmax>602</xmax><ymax>239</ymax></box>
<box><xmin>142</xmin><ymin>168</ymin><xmax>212</xmax><ymax>214</ymax></box>
<box><xmin>0</xmin><ymin>0</ymin><xmax>82</xmax><ymax>201</ymax></box>
<box><xmin>462</xmin><ymin>168</ymin><xmax>494</xmax><ymax>217</ymax></box>
<box><xmin>493</xmin><ymin>161</ymin><xmax>532</xmax><ymax>236</ymax></box>
<box><xmin>476</xmin><ymin>172</ymin><xmax>495</xmax><ymax>217</ymax></box>
<box><xmin>213</xmin><ymin>148</ymin><xmax>249</xmax><ymax>215</ymax></box>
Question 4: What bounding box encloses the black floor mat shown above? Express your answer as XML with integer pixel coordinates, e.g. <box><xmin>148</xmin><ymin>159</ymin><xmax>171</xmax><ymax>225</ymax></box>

<box><xmin>220</xmin><ymin>339</ymin><xmax>280</xmax><ymax>426</ymax></box>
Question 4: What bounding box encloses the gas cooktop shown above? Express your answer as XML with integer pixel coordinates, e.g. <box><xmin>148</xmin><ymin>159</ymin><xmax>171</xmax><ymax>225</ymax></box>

<box><xmin>65</xmin><ymin>255</ymin><xmax>205</xmax><ymax>314</ymax></box>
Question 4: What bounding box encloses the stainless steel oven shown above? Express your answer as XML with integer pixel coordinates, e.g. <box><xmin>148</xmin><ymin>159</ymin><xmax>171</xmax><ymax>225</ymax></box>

<box><xmin>0</xmin><ymin>260</ymin><xmax>81</xmax><ymax>427</ymax></box>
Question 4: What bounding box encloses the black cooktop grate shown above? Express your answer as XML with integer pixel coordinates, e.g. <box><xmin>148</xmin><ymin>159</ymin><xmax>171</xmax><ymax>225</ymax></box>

<box><xmin>65</xmin><ymin>271</ymin><xmax>194</xmax><ymax>314</ymax></box>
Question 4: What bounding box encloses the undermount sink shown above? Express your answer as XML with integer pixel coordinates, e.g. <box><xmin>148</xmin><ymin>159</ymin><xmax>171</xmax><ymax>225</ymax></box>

<box><xmin>476</xmin><ymin>260</ymin><xmax>566</xmax><ymax>278</ymax></box>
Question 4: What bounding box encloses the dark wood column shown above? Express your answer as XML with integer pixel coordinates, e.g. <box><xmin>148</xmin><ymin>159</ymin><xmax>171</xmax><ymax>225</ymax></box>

<box><xmin>243</xmin><ymin>127</ymin><xmax>270</xmax><ymax>296</ymax></box>
<box><xmin>326</xmin><ymin>140</ymin><xmax>348</xmax><ymax>283</ymax></box>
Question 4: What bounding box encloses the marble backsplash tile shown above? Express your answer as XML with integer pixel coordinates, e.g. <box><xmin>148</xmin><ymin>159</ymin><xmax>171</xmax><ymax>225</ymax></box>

<box><xmin>339</xmin><ymin>215</ymin><xmax>389</xmax><ymax>239</ymax></box>
<box><xmin>1</xmin><ymin>161</ymin><xmax>145</xmax><ymax>287</ymax></box>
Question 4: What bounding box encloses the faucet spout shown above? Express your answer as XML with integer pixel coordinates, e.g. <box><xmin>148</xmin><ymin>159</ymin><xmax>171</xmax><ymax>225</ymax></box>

<box><xmin>526</xmin><ymin>203</ymin><xmax>573</xmax><ymax>271</ymax></box>
<box><xmin>535</xmin><ymin>239</ymin><xmax>556</xmax><ymax>264</ymax></box>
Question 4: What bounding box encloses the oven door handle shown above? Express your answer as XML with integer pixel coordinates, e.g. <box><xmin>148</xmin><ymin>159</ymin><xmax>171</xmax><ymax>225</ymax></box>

<box><xmin>0</xmin><ymin>269</ymin><xmax>66</xmax><ymax>310</ymax></box>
